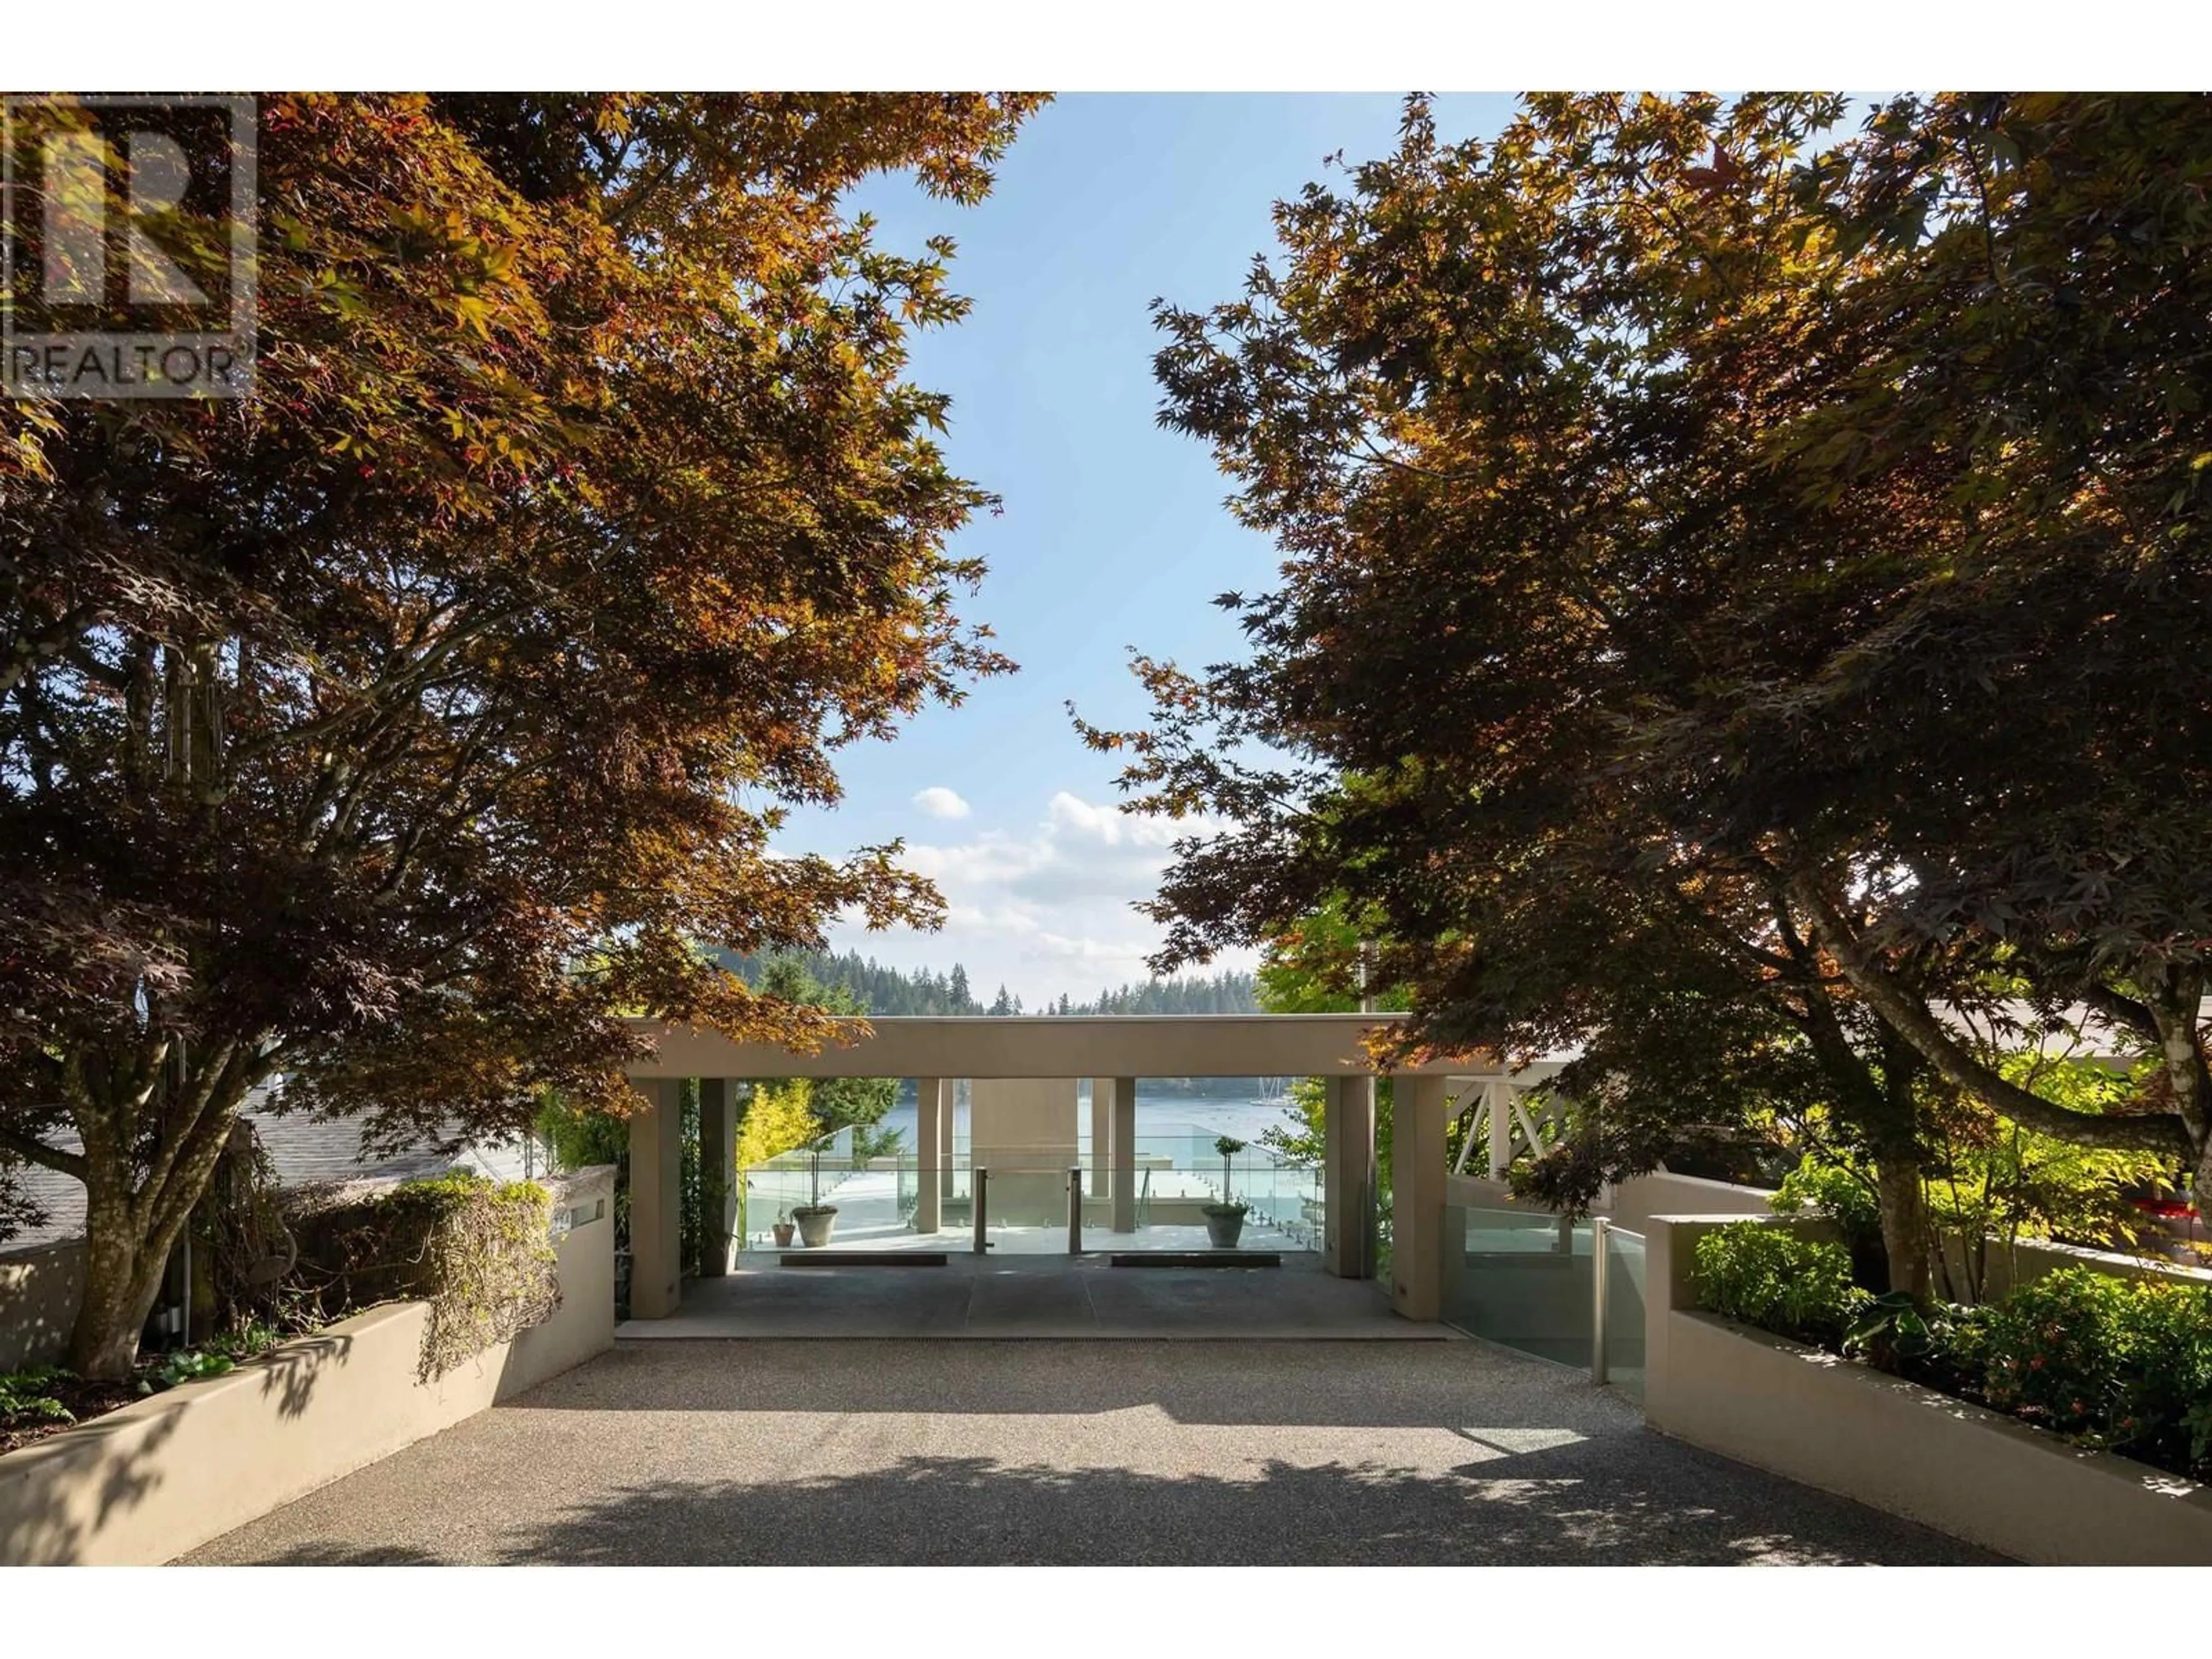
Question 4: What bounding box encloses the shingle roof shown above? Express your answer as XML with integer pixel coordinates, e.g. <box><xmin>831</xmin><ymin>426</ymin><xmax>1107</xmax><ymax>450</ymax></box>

<box><xmin>2</xmin><ymin>1085</ymin><xmax>536</xmax><ymax>1255</ymax></box>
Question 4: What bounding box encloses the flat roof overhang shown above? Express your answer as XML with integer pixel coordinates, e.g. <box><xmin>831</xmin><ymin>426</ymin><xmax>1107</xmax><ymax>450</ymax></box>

<box><xmin>622</xmin><ymin>1013</ymin><xmax>1503</xmax><ymax>1080</ymax></box>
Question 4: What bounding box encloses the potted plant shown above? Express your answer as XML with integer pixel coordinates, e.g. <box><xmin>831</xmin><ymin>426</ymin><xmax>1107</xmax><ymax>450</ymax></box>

<box><xmin>791</xmin><ymin>1140</ymin><xmax>838</xmax><ymax>1247</ymax></box>
<box><xmin>1203</xmin><ymin>1135</ymin><xmax>1249</xmax><ymax>1247</ymax></box>
<box><xmin>772</xmin><ymin>1209</ymin><xmax>796</xmax><ymax>1248</ymax></box>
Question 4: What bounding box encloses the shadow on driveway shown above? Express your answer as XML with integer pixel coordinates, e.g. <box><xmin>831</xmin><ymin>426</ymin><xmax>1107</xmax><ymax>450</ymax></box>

<box><xmin>182</xmin><ymin>1339</ymin><xmax>2007</xmax><ymax>1566</ymax></box>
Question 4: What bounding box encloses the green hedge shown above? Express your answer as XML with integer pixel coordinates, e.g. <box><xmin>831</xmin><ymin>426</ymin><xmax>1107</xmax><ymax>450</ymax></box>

<box><xmin>1692</xmin><ymin>1222</ymin><xmax>2212</xmax><ymax>1484</ymax></box>
<box><xmin>1692</xmin><ymin>1222</ymin><xmax>1872</xmax><ymax>1346</ymax></box>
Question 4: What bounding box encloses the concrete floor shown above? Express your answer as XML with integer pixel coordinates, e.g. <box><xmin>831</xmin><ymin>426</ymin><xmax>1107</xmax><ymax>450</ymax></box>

<box><xmin>622</xmin><ymin>1255</ymin><xmax>1439</xmax><ymax>1340</ymax></box>
<box><xmin>737</xmin><ymin>1166</ymin><xmax>1314</xmax><ymax>1256</ymax></box>
<box><xmin>183</xmin><ymin>1335</ymin><xmax>2005</xmax><ymax>1566</ymax></box>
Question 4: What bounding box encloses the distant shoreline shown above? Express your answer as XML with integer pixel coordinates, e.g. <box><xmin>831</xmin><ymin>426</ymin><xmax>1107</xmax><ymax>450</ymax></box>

<box><xmin>877</xmin><ymin>1086</ymin><xmax>1301</xmax><ymax>1162</ymax></box>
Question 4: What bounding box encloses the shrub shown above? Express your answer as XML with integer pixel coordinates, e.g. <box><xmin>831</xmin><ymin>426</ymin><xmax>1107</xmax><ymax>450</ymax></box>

<box><xmin>736</xmin><ymin>1079</ymin><xmax>821</xmax><ymax>1171</ymax></box>
<box><xmin>1769</xmin><ymin>1155</ymin><xmax>1883</xmax><ymax>1252</ymax></box>
<box><xmin>194</xmin><ymin>1119</ymin><xmax>302</xmax><ymax>1338</ymax></box>
<box><xmin>1700</xmin><ymin>1232</ymin><xmax>2212</xmax><ymax>1484</ymax></box>
<box><xmin>0</xmin><ymin>1367</ymin><xmax>75</xmax><ymax>1425</ymax></box>
<box><xmin>294</xmin><ymin>1172</ymin><xmax>559</xmax><ymax>1381</ymax></box>
<box><xmin>135</xmin><ymin>1349</ymin><xmax>236</xmax><ymax>1395</ymax></box>
<box><xmin>1843</xmin><ymin>1290</ymin><xmax>1995</xmax><ymax>1395</ymax></box>
<box><xmin>1694</xmin><ymin>1222</ymin><xmax>1872</xmax><ymax>1347</ymax></box>
<box><xmin>1979</xmin><ymin>1267</ymin><xmax>2212</xmax><ymax>1480</ymax></box>
<box><xmin>535</xmin><ymin>1088</ymin><xmax>628</xmax><ymax>1172</ymax></box>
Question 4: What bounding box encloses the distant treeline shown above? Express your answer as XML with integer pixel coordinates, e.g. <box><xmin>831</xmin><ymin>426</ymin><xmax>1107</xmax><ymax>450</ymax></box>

<box><xmin>717</xmin><ymin>948</ymin><xmax>1257</xmax><ymax>1019</ymax></box>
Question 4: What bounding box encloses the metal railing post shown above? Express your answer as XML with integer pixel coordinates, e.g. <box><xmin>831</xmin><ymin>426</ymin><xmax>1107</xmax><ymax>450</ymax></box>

<box><xmin>1067</xmin><ymin>1166</ymin><xmax>1083</xmax><ymax>1255</ymax></box>
<box><xmin>1591</xmin><ymin>1215</ymin><xmax>1611</xmax><ymax>1386</ymax></box>
<box><xmin>973</xmin><ymin>1166</ymin><xmax>990</xmax><ymax>1255</ymax></box>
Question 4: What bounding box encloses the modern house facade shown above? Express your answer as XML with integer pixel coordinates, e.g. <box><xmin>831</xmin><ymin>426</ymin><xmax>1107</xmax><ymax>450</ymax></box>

<box><xmin>621</xmin><ymin>1013</ymin><xmax>1560</xmax><ymax>1323</ymax></box>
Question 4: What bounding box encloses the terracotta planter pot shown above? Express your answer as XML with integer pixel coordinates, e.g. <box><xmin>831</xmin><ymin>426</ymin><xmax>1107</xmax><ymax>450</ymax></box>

<box><xmin>772</xmin><ymin>1222</ymin><xmax>796</xmax><ymax>1247</ymax></box>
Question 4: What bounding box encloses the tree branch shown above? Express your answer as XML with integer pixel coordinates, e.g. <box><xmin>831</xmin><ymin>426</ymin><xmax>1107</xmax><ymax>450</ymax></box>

<box><xmin>0</xmin><ymin>1126</ymin><xmax>87</xmax><ymax>1180</ymax></box>
<box><xmin>1787</xmin><ymin>873</ymin><xmax>2195</xmax><ymax>1158</ymax></box>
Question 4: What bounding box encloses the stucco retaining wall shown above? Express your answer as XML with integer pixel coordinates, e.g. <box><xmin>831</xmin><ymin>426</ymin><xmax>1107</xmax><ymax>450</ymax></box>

<box><xmin>1603</xmin><ymin>1170</ymin><xmax>1776</xmax><ymax>1233</ymax></box>
<box><xmin>1440</xmin><ymin>1168</ymin><xmax>1777</xmax><ymax>1230</ymax></box>
<box><xmin>0</xmin><ymin>1243</ymin><xmax>85</xmax><ymax>1373</ymax></box>
<box><xmin>1</xmin><ymin>1160</ymin><xmax>614</xmax><ymax>1377</ymax></box>
<box><xmin>1935</xmin><ymin>1232</ymin><xmax>2211</xmax><ymax>1301</ymax></box>
<box><xmin>1641</xmin><ymin>1213</ymin><xmax>2212</xmax><ymax>1565</ymax></box>
<box><xmin>0</xmin><ymin>1165</ymin><xmax>614</xmax><ymax>1565</ymax></box>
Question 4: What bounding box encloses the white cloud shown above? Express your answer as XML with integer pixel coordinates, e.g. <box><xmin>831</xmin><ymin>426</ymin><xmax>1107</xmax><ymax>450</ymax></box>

<box><xmin>912</xmin><ymin>786</ymin><xmax>972</xmax><ymax>821</ymax></box>
<box><xmin>820</xmin><ymin>791</ymin><xmax>1256</xmax><ymax>1004</ymax></box>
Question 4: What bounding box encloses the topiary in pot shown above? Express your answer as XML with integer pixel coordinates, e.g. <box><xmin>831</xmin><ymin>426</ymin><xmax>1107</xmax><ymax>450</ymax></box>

<box><xmin>1205</xmin><ymin>1137</ymin><xmax>1249</xmax><ymax>1247</ymax></box>
<box><xmin>790</xmin><ymin>1140</ymin><xmax>840</xmax><ymax>1246</ymax></box>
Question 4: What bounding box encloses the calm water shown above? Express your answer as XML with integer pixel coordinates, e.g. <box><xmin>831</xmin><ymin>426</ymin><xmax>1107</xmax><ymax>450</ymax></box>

<box><xmin>876</xmin><ymin>1085</ymin><xmax>1299</xmax><ymax>1164</ymax></box>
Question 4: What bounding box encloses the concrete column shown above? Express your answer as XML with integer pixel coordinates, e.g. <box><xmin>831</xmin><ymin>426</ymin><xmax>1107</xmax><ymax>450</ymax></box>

<box><xmin>1108</xmin><ymin>1075</ymin><xmax>1137</xmax><ymax>1232</ymax></box>
<box><xmin>697</xmin><ymin>1078</ymin><xmax>737</xmax><ymax>1276</ymax></box>
<box><xmin>1323</xmin><ymin>1075</ymin><xmax>1377</xmax><ymax>1279</ymax></box>
<box><xmin>1487</xmin><ymin>1078</ymin><xmax>1513</xmax><ymax>1180</ymax></box>
<box><xmin>628</xmin><ymin>1077</ymin><xmax>684</xmax><ymax>1319</ymax></box>
<box><xmin>915</xmin><ymin>1077</ymin><xmax>946</xmax><ymax>1234</ymax></box>
<box><xmin>940</xmin><ymin>1078</ymin><xmax>956</xmax><ymax>1199</ymax></box>
<box><xmin>1389</xmin><ymin>1073</ymin><xmax>1451</xmax><ymax>1321</ymax></box>
<box><xmin>1088</xmin><ymin>1078</ymin><xmax>1111</xmax><ymax>1197</ymax></box>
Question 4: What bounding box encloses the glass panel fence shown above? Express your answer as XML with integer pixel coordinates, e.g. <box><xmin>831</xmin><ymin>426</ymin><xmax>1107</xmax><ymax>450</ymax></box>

<box><xmin>737</xmin><ymin>1122</ymin><xmax>980</xmax><ymax>1249</ymax></box>
<box><xmin>730</xmin><ymin>1124</ymin><xmax>1323</xmax><ymax>1256</ymax></box>
<box><xmin>738</xmin><ymin>1159</ymin><xmax>978</xmax><ymax>1250</ymax></box>
<box><xmin>1074</xmin><ymin>1157</ymin><xmax>1322</xmax><ymax>1252</ymax></box>
<box><xmin>1441</xmin><ymin>1204</ymin><xmax>1594</xmax><ymax>1369</ymax></box>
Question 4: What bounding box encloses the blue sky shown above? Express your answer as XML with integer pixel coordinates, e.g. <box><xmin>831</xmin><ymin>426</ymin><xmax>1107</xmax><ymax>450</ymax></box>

<box><xmin>778</xmin><ymin>94</ymin><xmax>1518</xmax><ymax>1004</ymax></box>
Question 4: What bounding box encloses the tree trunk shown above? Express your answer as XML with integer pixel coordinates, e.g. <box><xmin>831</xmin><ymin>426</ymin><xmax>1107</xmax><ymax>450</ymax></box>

<box><xmin>63</xmin><ymin>1051</ymin><xmax>257</xmax><ymax>1379</ymax></box>
<box><xmin>67</xmin><ymin>1192</ymin><xmax>177</xmax><ymax>1380</ymax></box>
<box><xmin>1873</xmin><ymin>1158</ymin><xmax>1931</xmax><ymax>1300</ymax></box>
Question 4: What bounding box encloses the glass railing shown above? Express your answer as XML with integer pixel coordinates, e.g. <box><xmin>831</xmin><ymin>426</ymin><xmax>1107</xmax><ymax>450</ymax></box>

<box><xmin>739</xmin><ymin>1156</ymin><xmax>975</xmax><ymax>1250</ymax></box>
<box><xmin>1600</xmin><ymin>1223</ymin><xmax>1647</xmax><ymax>1400</ymax></box>
<box><xmin>1440</xmin><ymin>1204</ymin><xmax>1646</xmax><ymax>1396</ymax></box>
<box><xmin>736</xmin><ymin>1126</ymin><xmax>923</xmax><ymax>1248</ymax></box>
<box><xmin>729</xmin><ymin>1134</ymin><xmax>1323</xmax><ymax>1256</ymax></box>
<box><xmin>1074</xmin><ymin>1160</ymin><xmax>1322</xmax><ymax>1252</ymax></box>
<box><xmin>1441</xmin><ymin>1203</ymin><xmax>1594</xmax><ymax>1369</ymax></box>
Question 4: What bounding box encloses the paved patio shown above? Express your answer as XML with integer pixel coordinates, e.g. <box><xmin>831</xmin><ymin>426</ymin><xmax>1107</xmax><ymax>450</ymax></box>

<box><xmin>622</xmin><ymin>1255</ymin><xmax>1436</xmax><ymax>1340</ymax></box>
<box><xmin>182</xmin><ymin>1331</ymin><xmax>2005</xmax><ymax>1565</ymax></box>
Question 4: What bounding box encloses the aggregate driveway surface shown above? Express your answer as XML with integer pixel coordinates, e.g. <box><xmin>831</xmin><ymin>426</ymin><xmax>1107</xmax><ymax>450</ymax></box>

<box><xmin>183</xmin><ymin>1338</ymin><xmax>2005</xmax><ymax>1565</ymax></box>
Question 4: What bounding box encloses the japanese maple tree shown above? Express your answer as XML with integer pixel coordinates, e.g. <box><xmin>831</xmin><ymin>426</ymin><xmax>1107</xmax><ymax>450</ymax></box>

<box><xmin>1083</xmin><ymin>93</ymin><xmax>2212</xmax><ymax>1291</ymax></box>
<box><xmin>0</xmin><ymin>92</ymin><xmax>1041</xmax><ymax>1374</ymax></box>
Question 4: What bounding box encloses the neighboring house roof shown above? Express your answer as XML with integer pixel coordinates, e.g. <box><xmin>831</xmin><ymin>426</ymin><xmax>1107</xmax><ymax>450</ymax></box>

<box><xmin>2</xmin><ymin>1084</ymin><xmax>537</xmax><ymax>1255</ymax></box>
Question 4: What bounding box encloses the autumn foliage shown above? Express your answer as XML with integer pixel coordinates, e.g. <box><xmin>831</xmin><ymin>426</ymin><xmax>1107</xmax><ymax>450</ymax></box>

<box><xmin>0</xmin><ymin>93</ymin><xmax>1041</xmax><ymax>1373</ymax></box>
<box><xmin>1086</xmin><ymin>93</ymin><xmax>2212</xmax><ymax>1289</ymax></box>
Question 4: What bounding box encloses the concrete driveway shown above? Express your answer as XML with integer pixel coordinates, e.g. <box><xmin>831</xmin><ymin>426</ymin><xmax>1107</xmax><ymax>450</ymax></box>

<box><xmin>182</xmin><ymin>1335</ymin><xmax>2003</xmax><ymax>1565</ymax></box>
